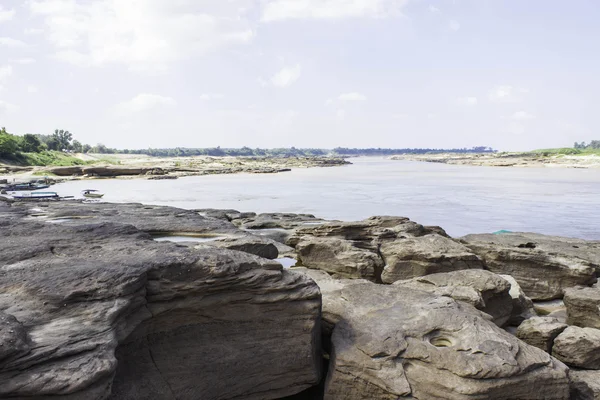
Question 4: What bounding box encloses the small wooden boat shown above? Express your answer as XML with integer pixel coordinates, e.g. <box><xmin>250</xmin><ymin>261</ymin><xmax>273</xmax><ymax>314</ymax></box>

<box><xmin>11</xmin><ymin>191</ymin><xmax>59</xmax><ymax>200</ymax></box>
<box><xmin>4</xmin><ymin>183</ymin><xmax>50</xmax><ymax>191</ymax></box>
<box><xmin>82</xmin><ymin>189</ymin><xmax>104</xmax><ymax>199</ymax></box>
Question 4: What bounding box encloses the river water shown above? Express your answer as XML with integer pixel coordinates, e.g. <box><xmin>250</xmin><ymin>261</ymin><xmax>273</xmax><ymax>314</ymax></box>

<box><xmin>53</xmin><ymin>158</ymin><xmax>600</xmax><ymax>240</ymax></box>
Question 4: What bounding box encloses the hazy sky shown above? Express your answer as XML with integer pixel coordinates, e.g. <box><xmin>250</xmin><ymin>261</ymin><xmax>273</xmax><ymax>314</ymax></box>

<box><xmin>0</xmin><ymin>0</ymin><xmax>598</xmax><ymax>150</ymax></box>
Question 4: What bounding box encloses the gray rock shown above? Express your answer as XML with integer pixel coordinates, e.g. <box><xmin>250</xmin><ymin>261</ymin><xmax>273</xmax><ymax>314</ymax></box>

<box><xmin>564</xmin><ymin>286</ymin><xmax>600</xmax><ymax>329</ymax></box>
<box><xmin>552</xmin><ymin>326</ymin><xmax>600</xmax><ymax>369</ymax></box>
<box><xmin>380</xmin><ymin>234</ymin><xmax>484</xmax><ymax>283</ymax></box>
<box><xmin>516</xmin><ymin>317</ymin><xmax>568</xmax><ymax>353</ymax></box>
<box><xmin>293</xmin><ymin>267</ymin><xmax>570</xmax><ymax>400</ymax></box>
<box><xmin>569</xmin><ymin>370</ymin><xmax>600</xmax><ymax>400</ymax></box>
<box><xmin>234</xmin><ymin>213</ymin><xmax>325</xmax><ymax>230</ymax></box>
<box><xmin>296</xmin><ymin>236</ymin><xmax>384</xmax><ymax>281</ymax></box>
<box><xmin>393</xmin><ymin>269</ymin><xmax>513</xmax><ymax>326</ymax></box>
<box><xmin>461</xmin><ymin>233</ymin><xmax>598</xmax><ymax>300</ymax></box>
<box><xmin>500</xmin><ymin>274</ymin><xmax>536</xmax><ymax>325</ymax></box>
<box><xmin>0</xmin><ymin>205</ymin><xmax>322</xmax><ymax>399</ymax></box>
<box><xmin>204</xmin><ymin>235</ymin><xmax>280</xmax><ymax>259</ymax></box>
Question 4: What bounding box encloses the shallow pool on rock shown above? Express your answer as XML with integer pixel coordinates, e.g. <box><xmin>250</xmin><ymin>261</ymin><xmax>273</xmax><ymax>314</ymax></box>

<box><xmin>276</xmin><ymin>257</ymin><xmax>297</xmax><ymax>268</ymax></box>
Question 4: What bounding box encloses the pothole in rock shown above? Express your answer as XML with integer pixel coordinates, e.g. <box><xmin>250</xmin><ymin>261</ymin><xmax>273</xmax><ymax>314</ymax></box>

<box><xmin>153</xmin><ymin>235</ymin><xmax>229</xmax><ymax>243</ymax></box>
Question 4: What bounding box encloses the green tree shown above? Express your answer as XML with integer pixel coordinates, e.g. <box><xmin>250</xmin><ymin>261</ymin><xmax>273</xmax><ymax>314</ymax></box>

<box><xmin>0</xmin><ymin>127</ymin><xmax>19</xmax><ymax>156</ymax></box>
<box><xmin>82</xmin><ymin>143</ymin><xmax>92</xmax><ymax>153</ymax></box>
<box><xmin>71</xmin><ymin>140</ymin><xmax>83</xmax><ymax>153</ymax></box>
<box><xmin>52</xmin><ymin>129</ymin><xmax>73</xmax><ymax>151</ymax></box>
<box><xmin>20</xmin><ymin>134</ymin><xmax>43</xmax><ymax>152</ymax></box>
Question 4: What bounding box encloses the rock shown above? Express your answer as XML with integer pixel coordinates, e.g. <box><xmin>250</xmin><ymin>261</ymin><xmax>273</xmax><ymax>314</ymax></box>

<box><xmin>0</xmin><ymin>206</ymin><xmax>322</xmax><ymax>399</ymax></box>
<box><xmin>569</xmin><ymin>370</ymin><xmax>600</xmax><ymax>400</ymax></box>
<box><xmin>552</xmin><ymin>326</ymin><xmax>600</xmax><ymax>369</ymax></box>
<box><xmin>296</xmin><ymin>237</ymin><xmax>384</xmax><ymax>281</ymax></box>
<box><xmin>293</xmin><ymin>267</ymin><xmax>570</xmax><ymax>400</ymax></box>
<box><xmin>196</xmin><ymin>208</ymin><xmax>257</xmax><ymax>221</ymax></box>
<box><xmin>534</xmin><ymin>299</ymin><xmax>566</xmax><ymax>316</ymax></box>
<box><xmin>564</xmin><ymin>286</ymin><xmax>600</xmax><ymax>329</ymax></box>
<box><xmin>47</xmin><ymin>166</ymin><xmax>84</xmax><ymax>176</ymax></box>
<box><xmin>234</xmin><ymin>213</ymin><xmax>325</xmax><ymax>230</ymax></box>
<box><xmin>461</xmin><ymin>233</ymin><xmax>598</xmax><ymax>300</ymax></box>
<box><xmin>393</xmin><ymin>269</ymin><xmax>513</xmax><ymax>326</ymax></box>
<box><xmin>380</xmin><ymin>234</ymin><xmax>484</xmax><ymax>283</ymax></box>
<box><xmin>516</xmin><ymin>317</ymin><xmax>568</xmax><ymax>353</ymax></box>
<box><xmin>204</xmin><ymin>235</ymin><xmax>279</xmax><ymax>259</ymax></box>
<box><xmin>500</xmin><ymin>274</ymin><xmax>536</xmax><ymax>325</ymax></box>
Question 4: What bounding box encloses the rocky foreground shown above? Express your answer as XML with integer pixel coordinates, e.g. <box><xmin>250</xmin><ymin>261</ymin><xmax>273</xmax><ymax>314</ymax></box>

<box><xmin>1</xmin><ymin>199</ymin><xmax>600</xmax><ymax>399</ymax></box>
<box><xmin>390</xmin><ymin>153</ymin><xmax>600</xmax><ymax>168</ymax></box>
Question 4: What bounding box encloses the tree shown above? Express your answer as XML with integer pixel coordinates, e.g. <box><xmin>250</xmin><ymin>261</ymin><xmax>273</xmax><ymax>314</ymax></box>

<box><xmin>52</xmin><ymin>129</ymin><xmax>73</xmax><ymax>151</ymax></box>
<box><xmin>82</xmin><ymin>144</ymin><xmax>92</xmax><ymax>153</ymax></box>
<box><xmin>20</xmin><ymin>134</ymin><xmax>43</xmax><ymax>152</ymax></box>
<box><xmin>71</xmin><ymin>140</ymin><xmax>83</xmax><ymax>153</ymax></box>
<box><xmin>0</xmin><ymin>127</ymin><xmax>19</xmax><ymax>156</ymax></box>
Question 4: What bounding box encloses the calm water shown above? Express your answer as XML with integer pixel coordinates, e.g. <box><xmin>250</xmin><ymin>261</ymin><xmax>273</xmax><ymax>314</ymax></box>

<box><xmin>53</xmin><ymin>158</ymin><xmax>600</xmax><ymax>240</ymax></box>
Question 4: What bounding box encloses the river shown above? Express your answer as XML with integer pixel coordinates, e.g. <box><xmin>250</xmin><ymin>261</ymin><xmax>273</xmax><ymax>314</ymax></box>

<box><xmin>53</xmin><ymin>158</ymin><xmax>600</xmax><ymax>240</ymax></box>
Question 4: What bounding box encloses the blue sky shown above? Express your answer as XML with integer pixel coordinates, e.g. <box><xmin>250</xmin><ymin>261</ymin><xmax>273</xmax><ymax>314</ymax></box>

<box><xmin>0</xmin><ymin>0</ymin><xmax>598</xmax><ymax>150</ymax></box>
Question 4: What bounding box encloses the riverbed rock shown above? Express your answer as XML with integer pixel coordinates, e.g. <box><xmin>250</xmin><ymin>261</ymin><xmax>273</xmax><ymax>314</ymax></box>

<box><xmin>296</xmin><ymin>236</ymin><xmax>384</xmax><ymax>281</ymax></box>
<box><xmin>516</xmin><ymin>317</ymin><xmax>568</xmax><ymax>353</ymax></box>
<box><xmin>500</xmin><ymin>274</ymin><xmax>536</xmax><ymax>325</ymax></box>
<box><xmin>380</xmin><ymin>234</ymin><xmax>484</xmax><ymax>283</ymax></box>
<box><xmin>569</xmin><ymin>370</ymin><xmax>600</xmax><ymax>400</ymax></box>
<box><xmin>552</xmin><ymin>326</ymin><xmax>600</xmax><ymax>369</ymax></box>
<box><xmin>233</xmin><ymin>213</ymin><xmax>325</xmax><ymax>230</ymax></box>
<box><xmin>564</xmin><ymin>286</ymin><xmax>600</xmax><ymax>329</ymax></box>
<box><xmin>204</xmin><ymin>235</ymin><xmax>280</xmax><ymax>259</ymax></box>
<box><xmin>393</xmin><ymin>269</ymin><xmax>513</xmax><ymax>326</ymax></box>
<box><xmin>293</xmin><ymin>267</ymin><xmax>570</xmax><ymax>400</ymax></box>
<box><xmin>461</xmin><ymin>233</ymin><xmax>598</xmax><ymax>300</ymax></box>
<box><xmin>0</xmin><ymin>209</ymin><xmax>322</xmax><ymax>399</ymax></box>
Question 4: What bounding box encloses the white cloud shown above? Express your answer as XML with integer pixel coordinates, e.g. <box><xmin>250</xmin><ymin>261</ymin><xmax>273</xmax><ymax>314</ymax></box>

<box><xmin>489</xmin><ymin>85</ymin><xmax>529</xmax><ymax>103</ymax></box>
<box><xmin>27</xmin><ymin>85</ymin><xmax>39</xmax><ymax>93</ymax></box>
<box><xmin>338</xmin><ymin>92</ymin><xmax>367</xmax><ymax>101</ymax></box>
<box><xmin>510</xmin><ymin>111</ymin><xmax>535</xmax><ymax>120</ymax></box>
<box><xmin>0</xmin><ymin>6</ymin><xmax>16</xmax><ymax>22</ymax></box>
<box><xmin>29</xmin><ymin>0</ymin><xmax>255</xmax><ymax>72</ymax></box>
<box><xmin>261</xmin><ymin>0</ymin><xmax>409</xmax><ymax>22</ymax></box>
<box><xmin>449</xmin><ymin>20</ymin><xmax>460</xmax><ymax>31</ymax></box>
<box><xmin>0</xmin><ymin>65</ymin><xmax>13</xmax><ymax>86</ymax></box>
<box><xmin>428</xmin><ymin>5</ymin><xmax>440</xmax><ymax>13</ymax></box>
<box><xmin>199</xmin><ymin>93</ymin><xmax>225</xmax><ymax>100</ymax></box>
<box><xmin>24</xmin><ymin>28</ymin><xmax>44</xmax><ymax>35</ymax></box>
<box><xmin>11</xmin><ymin>58</ymin><xmax>36</xmax><ymax>65</ymax></box>
<box><xmin>0</xmin><ymin>100</ymin><xmax>18</xmax><ymax>115</ymax></box>
<box><xmin>457</xmin><ymin>96</ymin><xmax>478</xmax><ymax>106</ymax></box>
<box><xmin>0</xmin><ymin>37</ymin><xmax>27</xmax><ymax>47</ymax></box>
<box><xmin>271</xmin><ymin>64</ymin><xmax>302</xmax><ymax>88</ymax></box>
<box><xmin>114</xmin><ymin>93</ymin><xmax>176</xmax><ymax>115</ymax></box>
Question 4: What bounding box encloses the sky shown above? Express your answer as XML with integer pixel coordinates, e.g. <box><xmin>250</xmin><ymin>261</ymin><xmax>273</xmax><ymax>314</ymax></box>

<box><xmin>0</xmin><ymin>0</ymin><xmax>599</xmax><ymax>151</ymax></box>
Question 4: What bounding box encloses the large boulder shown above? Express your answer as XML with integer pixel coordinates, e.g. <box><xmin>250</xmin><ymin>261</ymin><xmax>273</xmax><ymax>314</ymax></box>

<box><xmin>0</xmin><ymin>206</ymin><xmax>322</xmax><ymax>399</ymax></box>
<box><xmin>516</xmin><ymin>317</ymin><xmax>568</xmax><ymax>353</ymax></box>
<box><xmin>380</xmin><ymin>234</ymin><xmax>484</xmax><ymax>283</ymax></box>
<box><xmin>569</xmin><ymin>370</ymin><xmax>600</xmax><ymax>400</ymax></box>
<box><xmin>500</xmin><ymin>274</ymin><xmax>536</xmax><ymax>325</ymax></box>
<box><xmin>461</xmin><ymin>233</ymin><xmax>598</xmax><ymax>300</ymax></box>
<box><xmin>564</xmin><ymin>286</ymin><xmax>600</xmax><ymax>329</ymax></box>
<box><xmin>552</xmin><ymin>326</ymin><xmax>600</xmax><ymax>369</ymax></box>
<box><xmin>393</xmin><ymin>269</ymin><xmax>513</xmax><ymax>326</ymax></box>
<box><xmin>296</xmin><ymin>236</ymin><xmax>384</xmax><ymax>281</ymax></box>
<box><xmin>293</xmin><ymin>267</ymin><xmax>570</xmax><ymax>400</ymax></box>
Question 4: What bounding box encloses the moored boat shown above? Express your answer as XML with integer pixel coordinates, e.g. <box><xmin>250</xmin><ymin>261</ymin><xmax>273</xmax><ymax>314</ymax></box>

<box><xmin>10</xmin><ymin>191</ymin><xmax>60</xmax><ymax>200</ymax></box>
<box><xmin>82</xmin><ymin>189</ymin><xmax>104</xmax><ymax>199</ymax></box>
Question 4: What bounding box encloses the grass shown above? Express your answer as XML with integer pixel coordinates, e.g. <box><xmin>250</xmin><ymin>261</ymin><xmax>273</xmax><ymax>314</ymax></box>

<box><xmin>528</xmin><ymin>148</ymin><xmax>600</xmax><ymax>156</ymax></box>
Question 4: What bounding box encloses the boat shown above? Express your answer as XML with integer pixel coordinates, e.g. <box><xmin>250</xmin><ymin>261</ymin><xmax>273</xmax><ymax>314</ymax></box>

<box><xmin>3</xmin><ymin>182</ymin><xmax>51</xmax><ymax>191</ymax></box>
<box><xmin>10</xmin><ymin>191</ymin><xmax>60</xmax><ymax>200</ymax></box>
<box><xmin>82</xmin><ymin>189</ymin><xmax>105</xmax><ymax>199</ymax></box>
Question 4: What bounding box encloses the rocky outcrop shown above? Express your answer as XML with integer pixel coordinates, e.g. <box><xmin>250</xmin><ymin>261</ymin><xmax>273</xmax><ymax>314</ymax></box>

<box><xmin>204</xmin><ymin>235</ymin><xmax>279</xmax><ymax>259</ymax></box>
<box><xmin>461</xmin><ymin>233</ymin><xmax>598</xmax><ymax>300</ymax></box>
<box><xmin>0</xmin><ymin>205</ymin><xmax>322</xmax><ymax>399</ymax></box>
<box><xmin>569</xmin><ymin>370</ymin><xmax>600</xmax><ymax>400</ymax></box>
<box><xmin>393</xmin><ymin>269</ymin><xmax>513</xmax><ymax>326</ymax></box>
<box><xmin>564</xmin><ymin>286</ymin><xmax>600</xmax><ymax>329</ymax></box>
<box><xmin>293</xmin><ymin>267</ymin><xmax>570</xmax><ymax>400</ymax></box>
<box><xmin>232</xmin><ymin>213</ymin><xmax>325</xmax><ymax>230</ymax></box>
<box><xmin>500</xmin><ymin>274</ymin><xmax>536</xmax><ymax>325</ymax></box>
<box><xmin>516</xmin><ymin>317</ymin><xmax>568</xmax><ymax>353</ymax></box>
<box><xmin>296</xmin><ymin>237</ymin><xmax>384</xmax><ymax>281</ymax></box>
<box><xmin>552</xmin><ymin>326</ymin><xmax>600</xmax><ymax>369</ymax></box>
<box><xmin>380</xmin><ymin>234</ymin><xmax>484</xmax><ymax>283</ymax></box>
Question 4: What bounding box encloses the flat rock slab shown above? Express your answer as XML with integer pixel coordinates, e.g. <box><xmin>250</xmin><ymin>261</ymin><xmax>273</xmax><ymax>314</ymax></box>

<box><xmin>552</xmin><ymin>326</ymin><xmax>600</xmax><ymax>369</ymax></box>
<box><xmin>569</xmin><ymin>370</ymin><xmax>600</xmax><ymax>400</ymax></box>
<box><xmin>293</xmin><ymin>267</ymin><xmax>570</xmax><ymax>400</ymax></box>
<box><xmin>516</xmin><ymin>317</ymin><xmax>568</xmax><ymax>353</ymax></box>
<box><xmin>564</xmin><ymin>286</ymin><xmax>600</xmax><ymax>329</ymax></box>
<box><xmin>461</xmin><ymin>233</ymin><xmax>598</xmax><ymax>300</ymax></box>
<box><xmin>393</xmin><ymin>269</ymin><xmax>513</xmax><ymax>326</ymax></box>
<box><xmin>0</xmin><ymin>203</ymin><xmax>322</xmax><ymax>400</ymax></box>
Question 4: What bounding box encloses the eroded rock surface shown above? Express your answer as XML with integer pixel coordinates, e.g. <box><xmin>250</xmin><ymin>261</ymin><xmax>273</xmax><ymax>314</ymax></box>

<box><xmin>461</xmin><ymin>233</ymin><xmax>598</xmax><ymax>300</ymax></box>
<box><xmin>569</xmin><ymin>370</ymin><xmax>600</xmax><ymax>400</ymax></box>
<box><xmin>393</xmin><ymin>269</ymin><xmax>513</xmax><ymax>326</ymax></box>
<box><xmin>516</xmin><ymin>317</ymin><xmax>568</xmax><ymax>353</ymax></box>
<box><xmin>500</xmin><ymin>274</ymin><xmax>536</xmax><ymax>325</ymax></box>
<box><xmin>552</xmin><ymin>326</ymin><xmax>600</xmax><ymax>369</ymax></box>
<box><xmin>293</xmin><ymin>267</ymin><xmax>570</xmax><ymax>400</ymax></box>
<box><xmin>564</xmin><ymin>286</ymin><xmax>600</xmax><ymax>329</ymax></box>
<box><xmin>0</xmin><ymin>203</ymin><xmax>322</xmax><ymax>400</ymax></box>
